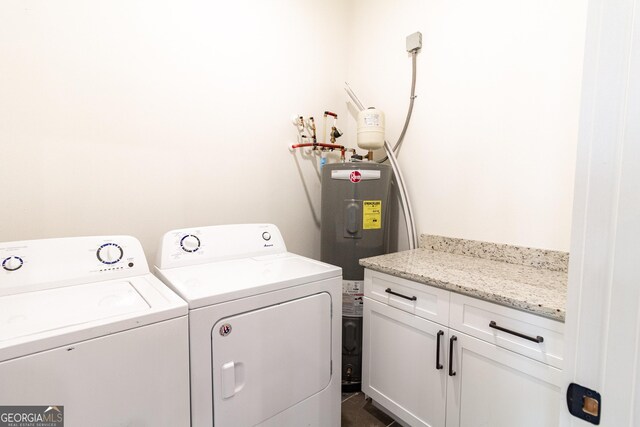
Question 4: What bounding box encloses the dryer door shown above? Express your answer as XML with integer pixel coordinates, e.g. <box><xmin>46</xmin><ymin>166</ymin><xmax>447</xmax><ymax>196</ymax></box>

<box><xmin>211</xmin><ymin>292</ymin><xmax>332</xmax><ymax>426</ymax></box>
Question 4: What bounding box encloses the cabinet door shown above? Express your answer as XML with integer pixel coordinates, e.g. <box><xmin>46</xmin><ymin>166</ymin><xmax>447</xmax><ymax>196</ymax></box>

<box><xmin>363</xmin><ymin>297</ymin><xmax>447</xmax><ymax>427</ymax></box>
<box><xmin>446</xmin><ymin>332</ymin><xmax>563</xmax><ymax>427</ymax></box>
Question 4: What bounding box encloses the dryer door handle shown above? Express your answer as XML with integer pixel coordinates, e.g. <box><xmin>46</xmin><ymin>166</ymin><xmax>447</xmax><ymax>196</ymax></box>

<box><xmin>221</xmin><ymin>361</ymin><xmax>245</xmax><ymax>399</ymax></box>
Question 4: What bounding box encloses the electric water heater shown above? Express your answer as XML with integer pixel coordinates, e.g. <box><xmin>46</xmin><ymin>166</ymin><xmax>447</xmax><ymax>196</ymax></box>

<box><xmin>321</xmin><ymin>161</ymin><xmax>392</xmax><ymax>392</ymax></box>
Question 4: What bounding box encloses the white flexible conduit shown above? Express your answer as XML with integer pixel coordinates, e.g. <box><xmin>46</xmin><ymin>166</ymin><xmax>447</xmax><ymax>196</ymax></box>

<box><xmin>382</xmin><ymin>51</ymin><xmax>418</xmax><ymax>160</ymax></box>
<box><xmin>344</xmin><ymin>83</ymin><xmax>419</xmax><ymax>250</ymax></box>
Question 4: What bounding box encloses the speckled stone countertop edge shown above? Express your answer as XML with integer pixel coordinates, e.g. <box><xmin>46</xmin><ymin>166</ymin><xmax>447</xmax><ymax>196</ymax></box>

<box><xmin>359</xmin><ymin>258</ymin><xmax>565</xmax><ymax>322</ymax></box>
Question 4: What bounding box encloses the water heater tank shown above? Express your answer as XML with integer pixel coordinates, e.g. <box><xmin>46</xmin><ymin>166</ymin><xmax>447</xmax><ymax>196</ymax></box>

<box><xmin>357</xmin><ymin>107</ymin><xmax>385</xmax><ymax>150</ymax></box>
<box><xmin>320</xmin><ymin>161</ymin><xmax>392</xmax><ymax>392</ymax></box>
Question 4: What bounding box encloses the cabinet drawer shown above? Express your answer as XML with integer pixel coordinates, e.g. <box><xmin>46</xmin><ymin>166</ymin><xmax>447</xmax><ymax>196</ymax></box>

<box><xmin>364</xmin><ymin>269</ymin><xmax>449</xmax><ymax>325</ymax></box>
<box><xmin>449</xmin><ymin>293</ymin><xmax>564</xmax><ymax>369</ymax></box>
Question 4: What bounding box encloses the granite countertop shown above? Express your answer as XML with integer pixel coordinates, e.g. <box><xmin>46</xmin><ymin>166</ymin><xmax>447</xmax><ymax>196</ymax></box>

<box><xmin>359</xmin><ymin>235</ymin><xmax>569</xmax><ymax>322</ymax></box>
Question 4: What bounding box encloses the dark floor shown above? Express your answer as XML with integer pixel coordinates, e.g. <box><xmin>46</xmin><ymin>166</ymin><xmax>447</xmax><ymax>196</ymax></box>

<box><xmin>341</xmin><ymin>392</ymin><xmax>398</xmax><ymax>427</ymax></box>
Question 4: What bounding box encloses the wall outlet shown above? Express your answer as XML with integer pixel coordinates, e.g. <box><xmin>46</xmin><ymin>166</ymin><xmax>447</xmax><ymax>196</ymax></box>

<box><xmin>406</xmin><ymin>32</ymin><xmax>422</xmax><ymax>52</ymax></box>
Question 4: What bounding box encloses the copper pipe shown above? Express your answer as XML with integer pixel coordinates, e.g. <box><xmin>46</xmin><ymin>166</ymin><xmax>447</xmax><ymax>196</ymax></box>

<box><xmin>291</xmin><ymin>142</ymin><xmax>346</xmax><ymax>150</ymax></box>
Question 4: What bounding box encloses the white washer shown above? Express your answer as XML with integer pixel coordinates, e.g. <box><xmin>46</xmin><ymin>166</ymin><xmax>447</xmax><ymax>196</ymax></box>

<box><xmin>0</xmin><ymin>235</ymin><xmax>190</xmax><ymax>426</ymax></box>
<box><xmin>154</xmin><ymin>224</ymin><xmax>342</xmax><ymax>427</ymax></box>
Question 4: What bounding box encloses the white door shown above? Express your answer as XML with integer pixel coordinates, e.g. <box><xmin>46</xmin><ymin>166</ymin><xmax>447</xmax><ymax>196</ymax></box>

<box><xmin>561</xmin><ymin>0</ymin><xmax>640</xmax><ymax>425</ymax></box>
<box><xmin>447</xmin><ymin>331</ymin><xmax>563</xmax><ymax>427</ymax></box>
<box><xmin>363</xmin><ymin>297</ymin><xmax>448</xmax><ymax>427</ymax></box>
<box><xmin>211</xmin><ymin>292</ymin><xmax>332</xmax><ymax>426</ymax></box>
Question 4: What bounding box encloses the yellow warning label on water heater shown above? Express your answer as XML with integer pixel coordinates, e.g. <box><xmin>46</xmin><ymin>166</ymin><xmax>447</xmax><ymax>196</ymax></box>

<box><xmin>363</xmin><ymin>200</ymin><xmax>382</xmax><ymax>230</ymax></box>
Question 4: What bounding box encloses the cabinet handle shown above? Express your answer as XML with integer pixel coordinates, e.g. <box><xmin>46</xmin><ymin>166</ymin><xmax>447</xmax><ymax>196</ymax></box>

<box><xmin>385</xmin><ymin>288</ymin><xmax>417</xmax><ymax>301</ymax></box>
<box><xmin>436</xmin><ymin>330</ymin><xmax>444</xmax><ymax>370</ymax></box>
<box><xmin>489</xmin><ymin>321</ymin><xmax>544</xmax><ymax>343</ymax></box>
<box><xmin>448</xmin><ymin>335</ymin><xmax>457</xmax><ymax>376</ymax></box>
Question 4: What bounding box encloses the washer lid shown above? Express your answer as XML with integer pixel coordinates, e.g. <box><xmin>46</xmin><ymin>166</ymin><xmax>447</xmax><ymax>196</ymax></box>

<box><xmin>0</xmin><ymin>274</ymin><xmax>187</xmax><ymax>363</ymax></box>
<box><xmin>0</xmin><ymin>280</ymin><xmax>150</xmax><ymax>342</ymax></box>
<box><xmin>156</xmin><ymin>253</ymin><xmax>341</xmax><ymax>308</ymax></box>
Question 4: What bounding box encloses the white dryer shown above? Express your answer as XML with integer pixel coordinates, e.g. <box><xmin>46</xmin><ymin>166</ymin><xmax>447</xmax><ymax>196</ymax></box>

<box><xmin>154</xmin><ymin>224</ymin><xmax>342</xmax><ymax>427</ymax></box>
<box><xmin>0</xmin><ymin>235</ymin><xmax>190</xmax><ymax>426</ymax></box>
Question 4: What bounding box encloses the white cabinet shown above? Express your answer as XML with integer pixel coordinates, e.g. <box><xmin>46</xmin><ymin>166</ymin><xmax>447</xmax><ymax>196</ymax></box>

<box><xmin>363</xmin><ymin>298</ymin><xmax>448</xmax><ymax>427</ymax></box>
<box><xmin>447</xmin><ymin>331</ymin><xmax>563</xmax><ymax>427</ymax></box>
<box><xmin>362</xmin><ymin>269</ymin><xmax>564</xmax><ymax>427</ymax></box>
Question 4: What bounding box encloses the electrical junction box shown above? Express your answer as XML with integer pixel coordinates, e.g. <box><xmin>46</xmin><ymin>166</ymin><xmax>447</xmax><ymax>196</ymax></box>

<box><xmin>406</xmin><ymin>31</ymin><xmax>422</xmax><ymax>52</ymax></box>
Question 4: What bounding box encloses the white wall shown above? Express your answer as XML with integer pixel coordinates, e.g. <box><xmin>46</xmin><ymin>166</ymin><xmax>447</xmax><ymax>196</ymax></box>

<box><xmin>0</xmin><ymin>0</ymin><xmax>348</xmax><ymax>261</ymax></box>
<box><xmin>345</xmin><ymin>0</ymin><xmax>587</xmax><ymax>251</ymax></box>
<box><xmin>0</xmin><ymin>0</ymin><xmax>588</xmax><ymax>262</ymax></box>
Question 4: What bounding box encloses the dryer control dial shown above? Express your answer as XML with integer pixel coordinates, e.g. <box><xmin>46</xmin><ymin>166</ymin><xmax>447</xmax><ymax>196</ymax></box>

<box><xmin>97</xmin><ymin>243</ymin><xmax>123</xmax><ymax>264</ymax></box>
<box><xmin>2</xmin><ymin>256</ymin><xmax>23</xmax><ymax>271</ymax></box>
<box><xmin>180</xmin><ymin>235</ymin><xmax>201</xmax><ymax>253</ymax></box>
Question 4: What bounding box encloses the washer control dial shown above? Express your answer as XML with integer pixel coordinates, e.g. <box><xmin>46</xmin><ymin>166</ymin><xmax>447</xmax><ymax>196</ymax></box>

<box><xmin>262</xmin><ymin>232</ymin><xmax>271</xmax><ymax>241</ymax></box>
<box><xmin>97</xmin><ymin>243</ymin><xmax>123</xmax><ymax>264</ymax></box>
<box><xmin>180</xmin><ymin>235</ymin><xmax>201</xmax><ymax>253</ymax></box>
<box><xmin>2</xmin><ymin>256</ymin><xmax>23</xmax><ymax>271</ymax></box>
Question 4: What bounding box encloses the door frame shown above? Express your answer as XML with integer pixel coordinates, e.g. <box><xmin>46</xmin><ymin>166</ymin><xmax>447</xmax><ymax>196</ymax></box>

<box><xmin>561</xmin><ymin>0</ymin><xmax>640</xmax><ymax>424</ymax></box>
